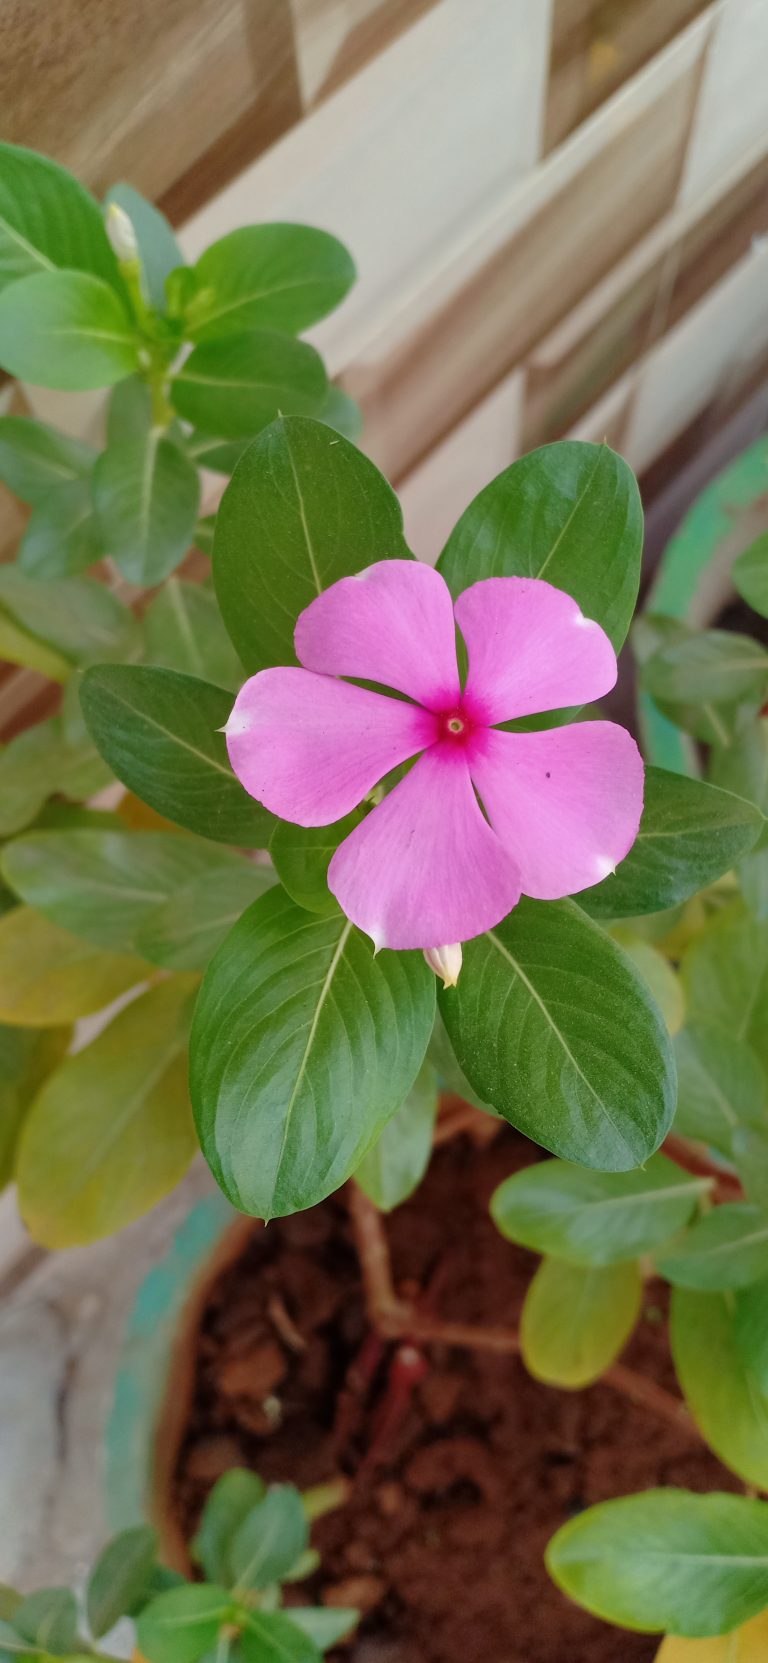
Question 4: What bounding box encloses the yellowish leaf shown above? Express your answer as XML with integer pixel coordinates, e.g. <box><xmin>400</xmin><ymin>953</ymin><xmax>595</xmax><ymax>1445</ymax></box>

<box><xmin>0</xmin><ymin>907</ymin><xmax>149</xmax><ymax>1025</ymax></box>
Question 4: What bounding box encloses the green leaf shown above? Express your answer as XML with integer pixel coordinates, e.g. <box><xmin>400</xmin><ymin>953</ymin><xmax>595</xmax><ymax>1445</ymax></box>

<box><xmin>93</xmin><ymin>434</ymin><xmax>200</xmax><ymax>585</ymax></box>
<box><xmin>136</xmin><ymin>860</ymin><xmax>275</xmax><ymax>972</ymax></box>
<box><xmin>194</xmin><ymin>517</ymin><xmax>216</xmax><ymax>556</ymax></box>
<box><xmin>610</xmin><ymin>932</ymin><xmax>684</xmax><ymax>1034</ymax></box>
<box><xmin>673</xmin><ymin>1021</ymin><xmax>767</xmax><ymax>1154</ymax></box>
<box><xmin>171</xmin><ymin>332</ymin><xmax>327</xmax><ymax>439</ymax></box>
<box><xmin>660</xmin><ymin>1204</ymin><xmax>768</xmax><ymax>1291</ymax></box>
<box><xmin>0</xmin><ymin>716</ymin><xmax>112</xmax><ymax>837</ymax></box>
<box><xmin>0</xmin><ymin>1592</ymin><xmax>20</xmax><ymax>1624</ymax></box>
<box><xmin>185</xmin><ymin>224</ymin><xmax>355</xmax><ymax>341</ymax></box>
<box><xmin>733</xmin><ymin>532</ymin><xmax>768</xmax><ymax>620</ymax></box>
<box><xmin>230</xmin><ymin>1485</ymin><xmax>308</xmax><ymax>1591</ymax></box>
<box><xmin>239</xmin><ymin>1613</ymin><xmax>320</xmax><ymax>1663</ymax></box>
<box><xmin>80</xmin><ymin>665</ymin><xmax>273</xmax><ymax>846</ymax></box>
<box><xmin>671</xmin><ymin>1287</ymin><xmax>768</xmax><ymax>1489</ymax></box>
<box><xmin>136</xmin><ymin>1585</ymin><xmax>233</xmax><ymax>1663</ymax></box>
<box><xmin>0</xmin><ymin>270</ymin><xmax>139</xmax><ymax>389</ymax></box>
<box><xmin>546</xmin><ymin>1489</ymin><xmax>768</xmax><ymax>1637</ymax></box>
<box><xmin>213</xmin><ymin>416</ymin><xmax>411</xmax><ymax>672</ymax></box>
<box><xmin>0</xmin><ymin>606</ymin><xmax>71</xmax><ymax>680</ymax></box>
<box><xmin>642</xmin><ymin>632</ymin><xmax>768</xmax><ymax>745</ymax></box>
<box><xmin>0</xmin><ymin>1023</ymin><xmax>70</xmax><ymax>1187</ymax></box>
<box><xmin>521</xmin><ymin>1257</ymin><xmax>641</xmax><ymax>1388</ymax></box>
<box><xmin>0</xmin><ymin>143</ymin><xmax>120</xmax><ymax>292</ymax></box>
<box><xmin>437</xmin><ymin>441</ymin><xmax>641</xmax><ymax>651</ymax></box>
<box><xmin>709</xmin><ymin>719</ymin><xmax>768</xmax><ymax>836</ymax></box>
<box><xmin>191</xmin><ymin>1470</ymin><xmax>267</xmax><ymax>1584</ymax></box>
<box><xmin>681</xmin><ymin>911</ymin><xmax>768</xmax><ymax>1070</ymax></box>
<box><xmin>17</xmin><ymin>975</ymin><xmax>198</xmax><ymax>1246</ymax></box>
<box><xmin>581</xmin><ymin>769</ymin><xmax>762</xmax><ymax>920</ymax></box>
<box><xmin>732</xmin><ymin>1127</ymin><xmax>768</xmax><ymax>1210</ymax></box>
<box><xmin>0</xmin><ymin>565</ymin><xmax>138</xmax><ymax>666</ymax></box>
<box><xmin>105</xmin><ymin>184</ymin><xmax>183</xmax><ymax>313</ymax></box>
<box><xmin>87</xmin><ymin>1525</ymin><xmax>159</xmax><ymax>1637</ymax></box>
<box><xmin>0</xmin><ymin>416</ymin><xmax>95</xmax><ymax>504</ymax></box>
<box><xmin>269</xmin><ymin>813</ymin><xmax>361</xmax><ymax>917</ymax></box>
<box><xmin>1</xmin><ymin>828</ymin><xmax>234</xmax><ymax>954</ymax></box>
<box><xmin>318</xmin><ymin>383</ymin><xmax>363</xmax><ymax>441</ymax></box>
<box><xmin>287</xmin><ymin>1610</ymin><xmax>357</xmax><ymax>1651</ymax></box>
<box><xmin>733</xmin><ymin>1279</ymin><xmax>768</xmax><ymax>1394</ymax></box>
<box><xmin>18</xmin><ymin>479</ymin><xmax>102</xmax><ymax>578</ymax></box>
<box><xmin>14</xmin><ymin>1589</ymin><xmax>78</xmax><ymax>1654</ymax></box>
<box><xmin>491</xmin><ymin>1153</ymin><xmax>709</xmax><ymax>1266</ymax></box>
<box><xmin>354</xmin><ymin>1061</ymin><xmax>438</xmax><ymax>1211</ymax></box>
<box><xmin>426</xmin><ymin>1010</ymin><xmax>494</xmax><ymax>1113</ymax></box>
<box><xmin>0</xmin><ymin>908</ymin><xmax>147</xmax><ymax>1025</ymax></box>
<box><xmin>143</xmin><ymin>579</ymin><xmax>243</xmax><ymax>691</ymax></box>
<box><xmin>190</xmin><ymin>888</ymin><xmax>435</xmax><ymax>1218</ymax></box>
<box><xmin>438</xmin><ymin>898</ymin><xmax>675</xmax><ymax>1170</ymax></box>
<box><xmin>184</xmin><ymin>433</ymin><xmax>250</xmax><ymax>475</ymax></box>
<box><xmin>107</xmin><ymin>376</ymin><xmax>154</xmax><ymax>446</ymax></box>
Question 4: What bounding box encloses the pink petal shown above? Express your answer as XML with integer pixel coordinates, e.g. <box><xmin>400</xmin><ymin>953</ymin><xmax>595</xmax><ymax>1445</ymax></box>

<box><xmin>467</xmin><ymin>721</ymin><xmax>644</xmax><ymax>900</ymax></box>
<box><xmin>454</xmin><ymin>577</ymin><xmax>618</xmax><ymax>724</ymax></box>
<box><xmin>294</xmin><ymin>559</ymin><xmax>461</xmax><ymax>711</ymax></box>
<box><xmin>328</xmin><ymin>745</ymin><xmax>521</xmax><ymax>950</ymax></box>
<box><xmin>226</xmin><ymin>667</ymin><xmax>437</xmax><ymax>825</ymax></box>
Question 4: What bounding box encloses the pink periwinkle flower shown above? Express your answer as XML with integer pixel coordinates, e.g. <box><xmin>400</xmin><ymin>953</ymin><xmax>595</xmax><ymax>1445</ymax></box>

<box><xmin>225</xmin><ymin>561</ymin><xmax>643</xmax><ymax>953</ymax></box>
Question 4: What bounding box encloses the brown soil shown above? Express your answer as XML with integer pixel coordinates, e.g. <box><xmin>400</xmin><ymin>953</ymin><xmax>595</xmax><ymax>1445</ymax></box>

<box><xmin>168</xmin><ymin>1130</ymin><xmax>736</xmax><ymax>1663</ymax></box>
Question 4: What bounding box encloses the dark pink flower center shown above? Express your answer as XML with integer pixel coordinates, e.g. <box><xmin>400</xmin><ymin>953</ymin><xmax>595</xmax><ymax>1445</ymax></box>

<box><xmin>438</xmin><ymin>706</ymin><xmax>475</xmax><ymax>744</ymax></box>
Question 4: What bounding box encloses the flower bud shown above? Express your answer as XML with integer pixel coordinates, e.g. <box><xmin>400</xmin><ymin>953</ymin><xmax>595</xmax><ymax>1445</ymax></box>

<box><xmin>106</xmin><ymin>201</ymin><xmax>139</xmax><ymax>263</ymax></box>
<box><xmin>423</xmin><ymin>942</ymin><xmax>462</xmax><ymax>988</ymax></box>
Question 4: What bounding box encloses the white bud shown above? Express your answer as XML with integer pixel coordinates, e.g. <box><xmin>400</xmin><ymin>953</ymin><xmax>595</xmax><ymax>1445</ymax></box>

<box><xmin>106</xmin><ymin>202</ymin><xmax>139</xmax><ymax>263</ymax></box>
<box><xmin>423</xmin><ymin>942</ymin><xmax>463</xmax><ymax>988</ymax></box>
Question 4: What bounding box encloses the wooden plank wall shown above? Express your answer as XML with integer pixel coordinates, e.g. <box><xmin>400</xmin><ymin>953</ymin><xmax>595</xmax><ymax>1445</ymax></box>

<box><xmin>1</xmin><ymin>0</ymin><xmax>767</xmax><ymax>573</ymax></box>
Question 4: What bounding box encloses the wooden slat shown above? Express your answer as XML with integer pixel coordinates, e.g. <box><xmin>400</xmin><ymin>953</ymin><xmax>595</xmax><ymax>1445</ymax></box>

<box><xmin>679</xmin><ymin>0</ymin><xmax>768</xmax><ymax>204</ymax></box>
<box><xmin>289</xmin><ymin>0</ymin><xmax>439</xmax><ymax>106</ymax></box>
<box><xmin>545</xmin><ymin>0</ymin><xmax>710</xmax><ymax>152</ymax></box>
<box><xmin>398</xmin><ymin>371</ymin><xmax>524</xmax><ymax>564</ymax></box>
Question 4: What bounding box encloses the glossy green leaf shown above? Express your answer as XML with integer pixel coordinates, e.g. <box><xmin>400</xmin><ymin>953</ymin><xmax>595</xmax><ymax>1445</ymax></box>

<box><xmin>0</xmin><ymin>565</ymin><xmax>137</xmax><ymax>666</ymax></box>
<box><xmin>733</xmin><ymin>532</ymin><xmax>768</xmax><ymax>620</ymax></box>
<box><xmin>354</xmin><ymin>1060</ymin><xmax>438</xmax><ymax>1211</ymax></box>
<box><xmin>136</xmin><ymin>1584</ymin><xmax>233</xmax><ymax>1663</ymax></box>
<box><xmin>93</xmin><ymin>433</ymin><xmax>199</xmax><ymax>585</ymax></box>
<box><xmin>0</xmin><ymin>143</ymin><xmax>120</xmax><ymax>291</ymax></box>
<box><xmin>437</xmin><ymin>441</ymin><xmax>641</xmax><ymax>650</ymax></box>
<box><xmin>287</xmin><ymin>1609</ymin><xmax>357</xmax><ymax>1651</ymax></box>
<box><xmin>17</xmin><ymin>975</ymin><xmax>198</xmax><ymax>1245</ymax></box>
<box><xmin>733</xmin><ymin>1279</ymin><xmax>768</xmax><ymax>1394</ymax></box>
<box><xmin>143</xmin><ymin>579</ymin><xmax>243</xmax><ymax>691</ymax></box>
<box><xmin>230</xmin><ymin>1485</ymin><xmax>308</xmax><ymax>1591</ymax></box>
<box><xmin>491</xmin><ymin>1153</ymin><xmax>709</xmax><ymax>1266</ymax></box>
<box><xmin>673</xmin><ymin>1021</ymin><xmax>767</xmax><ymax>1154</ymax></box>
<box><xmin>0</xmin><ymin>718</ymin><xmax>111</xmax><ymax>839</ymax></box>
<box><xmin>269</xmin><ymin>812</ymin><xmax>361</xmax><ymax>916</ymax></box>
<box><xmin>0</xmin><ymin>416</ymin><xmax>95</xmax><ymax>504</ymax></box>
<box><xmin>190</xmin><ymin>888</ymin><xmax>434</xmax><ymax>1218</ymax></box>
<box><xmin>171</xmin><ymin>332</ymin><xmax>327</xmax><ymax>438</ymax></box>
<box><xmin>14</xmin><ymin>1589</ymin><xmax>78</xmax><ymax>1654</ymax></box>
<box><xmin>426</xmin><ymin>1010</ymin><xmax>493</xmax><ymax>1113</ymax></box>
<box><xmin>671</xmin><ymin>1288</ymin><xmax>768</xmax><ymax>1489</ymax></box>
<box><xmin>438</xmin><ymin>898</ymin><xmax>675</xmax><ymax>1170</ymax></box>
<box><xmin>581</xmin><ymin>769</ymin><xmax>762</xmax><ymax>920</ymax></box>
<box><xmin>186</xmin><ymin>224</ymin><xmax>355</xmax><ymax>341</ymax></box>
<box><xmin>521</xmin><ymin>1257</ymin><xmax>641</xmax><ymax>1388</ymax></box>
<box><xmin>191</xmin><ymin>1470</ymin><xmax>267</xmax><ymax>1585</ymax></box>
<box><xmin>80</xmin><ymin>665</ymin><xmax>273</xmax><ymax>845</ymax></box>
<box><xmin>547</xmin><ymin>1489</ymin><xmax>768</xmax><ymax>1637</ymax></box>
<box><xmin>0</xmin><ymin>908</ymin><xmax>147</xmax><ymax>1025</ymax></box>
<box><xmin>18</xmin><ymin>479</ymin><xmax>102</xmax><ymax>578</ymax></box>
<box><xmin>239</xmin><ymin>1613</ymin><xmax>320</xmax><ymax>1663</ymax></box>
<box><xmin>87</xmin><ymin>1525</ymin><xmax>159</xmax><ymax>1637</ymax></box>
<box><xmin>681</xmin><ymin>911</ymin><xmax>768</xmax><ymax>1069</ymax></box>
<box><xmin>0</xmin><ymin>1023</ymin><xmax>70</xmax><ymax>1187</ymax></box>
<box><xmin>137</xmin><ymin>860</ymin><xmax>275</xmax><ymax>971</ymax></box>
<box><xmin>642</xmin><ymin>632</ymin><xmax>768</xmax><ymax>745</ymax></box>
<box><xmin>1</xmin><ymin>829</ymin><xmax>233</xmax><ymax>954</ymax></box>
<box><xmin>732</xmin><ymin>1126</ymin><xmax>768</xmax><ymax>1210</ymax></box>
<box><xmin>213</xmin><ymin>416</ymin><xmax>411</xmax><ymax>672</ymax></box>
<box><xmin>660</xmin><ymin>1204</ymin><xmax>768</xmax><ymax>1290</ymax></box>
<box><xmin>105</xmin><ymin>184</ymin><xmax>183</xmax><ymax>313</ymax></box>
<box><xmin>0</xmin><ymin>270</ymin><xmax>139</xmax><ymax>389</ymax></box>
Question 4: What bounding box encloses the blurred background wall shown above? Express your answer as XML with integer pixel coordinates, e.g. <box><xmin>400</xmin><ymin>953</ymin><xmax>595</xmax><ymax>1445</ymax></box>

<box><xmin>1</xmin><ymin>0</ymin><xmax>767</xmax><ymax>640</ymax></box>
